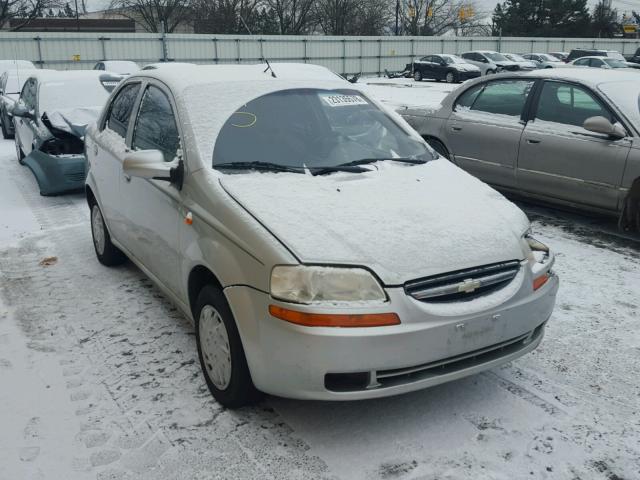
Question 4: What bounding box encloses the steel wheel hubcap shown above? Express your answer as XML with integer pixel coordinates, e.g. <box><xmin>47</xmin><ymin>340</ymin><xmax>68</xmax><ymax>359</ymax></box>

<box><xmin>199</xmin><ymin>305</ymin><xmax>232</xmax><ymax>390</ymax></box>
<box><xmin>91</xmin><ymin>206</ymin><xmax>106</xmax><ymax>255</ymax></box>
<box><xmin>447</xmin><ymin>73</ymin><xmax>453</xmax><ymax>82</ymax></box>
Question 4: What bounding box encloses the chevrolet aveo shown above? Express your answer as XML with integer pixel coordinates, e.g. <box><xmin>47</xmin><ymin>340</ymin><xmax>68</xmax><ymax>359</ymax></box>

<box><xmin>85</xmin><ymin>64</ymin><xmax>558</xmax><ymax>407</ymax></box>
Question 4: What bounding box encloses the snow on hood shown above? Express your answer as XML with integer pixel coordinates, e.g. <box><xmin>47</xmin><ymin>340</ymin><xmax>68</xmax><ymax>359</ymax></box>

<box><xmin>43</xmin><ymin>107</ymin><xmax>102</xmax><ymax>138</ymax></box>
<box><xmin>220</xmin><ymin>159</ymin><xmax>530</xmax><ymax>285</ymax></box>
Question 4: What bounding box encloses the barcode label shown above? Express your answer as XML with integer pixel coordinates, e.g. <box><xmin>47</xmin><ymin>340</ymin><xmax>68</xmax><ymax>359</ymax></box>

<box><xmin>321</xmin><ymin>94</ymin><xmax>368</xmax><ymax>107</ymax></box>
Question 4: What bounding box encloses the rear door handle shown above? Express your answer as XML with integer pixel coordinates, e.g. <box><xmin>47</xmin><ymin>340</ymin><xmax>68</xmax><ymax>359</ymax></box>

<box><xmin>526</xmin><ymin>139</ymin><xmax>541</xmax><ymax>144</ymax></box>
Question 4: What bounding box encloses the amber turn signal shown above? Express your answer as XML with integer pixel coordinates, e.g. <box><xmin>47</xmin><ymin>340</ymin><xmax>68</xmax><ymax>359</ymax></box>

<box><xmin>533</xmin><ymin>273</ymin><xmax>550</xmax><ymax>291</ymax></box>
<box><xmin>268</xmin><ymin>305</ymin><xmax>400</xmax><ymax>328</ymax></box>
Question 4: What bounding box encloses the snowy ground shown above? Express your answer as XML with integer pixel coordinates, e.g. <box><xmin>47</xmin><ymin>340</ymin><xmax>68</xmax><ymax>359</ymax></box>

<box><xmin>358</xmin><ymin>76</ymin><xmax>459</xmax><ymax>110</ymax></box>
<box><xmin>1</xmin><ymin>96</ymin><xmax>639</xmax><ymax>480</ymax></box>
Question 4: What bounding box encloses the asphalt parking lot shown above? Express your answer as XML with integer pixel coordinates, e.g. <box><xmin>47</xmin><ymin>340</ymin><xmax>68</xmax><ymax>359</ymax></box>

<box><xmin>1</xmin><ymin>130</ymin><xmax>639</xmax><ymax>480</ymax></box>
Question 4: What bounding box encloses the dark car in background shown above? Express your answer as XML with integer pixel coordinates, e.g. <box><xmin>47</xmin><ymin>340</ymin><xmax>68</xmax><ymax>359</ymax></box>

<box><xmin>412</xmin><ymin>54</ymin><xmax>481</xmax><ymax>83</ymax></box>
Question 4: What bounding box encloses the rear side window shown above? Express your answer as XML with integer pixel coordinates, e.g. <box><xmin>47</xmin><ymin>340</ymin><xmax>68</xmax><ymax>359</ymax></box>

<box><xmin>20</xmin><ymin>78</ymin><xmax>37</xmax><ymax>111</ymax></box>
<box><xmin>132</xmin><ymin>85</ymin><xmax>180</xmax><ymax>162</ymax></box>
<box><xmin>106</xmin><ymin>83</ymin><xmax>140</xmax><ymax>138</ymax></box>
<box><xmin>457</xmin><ymin>80</ymin><xmax>534</xmax><ymax>117</ymax></box>
<box><xmin>535</xmin><ymin>82</ymin><xmax>613</xmax><ymax>127</ymax></box>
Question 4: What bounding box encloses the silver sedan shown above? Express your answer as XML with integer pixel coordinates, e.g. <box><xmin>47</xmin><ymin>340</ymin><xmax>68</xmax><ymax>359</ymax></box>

<box><xmin>400</xmin><ymin>68</ymin><xmax>640</xmax><ymax>231</ymax></box>
<box><xmin>85</xmin><ymin>64</ymin><xmax>558</xmax><ymax>407</ymax></box>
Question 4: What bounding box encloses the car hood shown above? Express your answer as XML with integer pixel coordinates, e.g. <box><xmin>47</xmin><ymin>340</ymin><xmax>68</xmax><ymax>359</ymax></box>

<box><xmin>220</xmin><ymin>159</ymin><xmax>529</xmax><ymax>285</ymax></box>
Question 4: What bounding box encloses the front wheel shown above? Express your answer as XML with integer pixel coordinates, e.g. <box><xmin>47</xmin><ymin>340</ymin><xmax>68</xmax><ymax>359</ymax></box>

<box><xmin>485</xmin><ymin>69</ymin><xmax>496</xmax><ymax>76</ymax></box>
<box><xmin>413</xmin><ymin>70</ymin><xmax>422</xmax><ymax>81</ymax></box>
<box><xmin>445</xmin><ymin>71</ymin><xmax>457</xmax><ymax>83</ymax></box>
<box><xmin>426</xmin><ymin>138</ymin><xmax>451</xmax><ymax>160</ymax></box>
<box><xmin>1</xmin><ymin>114</ymin><xmax>12</xmax><ymax>139</ymax></box>
<box><xmin>195</xmin><ymin>285</ymin><xmax>261</xmax><ymax>408</ymax></box>
<box><xmin>15</xmin><ymin>138</ymin><xmax>25</xmax><ymax>165</ymax></box>
<box><xmin>90</xmin><ymin>202</ymin><xmax>126</xmax><ymax>266</ymax></box>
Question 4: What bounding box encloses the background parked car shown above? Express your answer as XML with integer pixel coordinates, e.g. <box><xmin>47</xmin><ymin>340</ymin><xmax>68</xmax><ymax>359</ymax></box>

<box><xmin>412</xmin><ymin>54</ymin><xmax>481</xmax><ymax>83</ymax></box>
<box><xmin>461</xmin><ymin>51</ymin><xmax>520</xmax><ymax>75</ymax></box>
<box><xmin>522</xmin><ymin>53</ymin><xmax>566</xmax><ymax>68</ymax></box>
<box><xmin>12</xmin><ymin>70</ymin><xmax>118</xmax><ymax>195</ymax></box>
<box><xmin>0</xmin><ymin>68</ymin><xmax>39</xmax><ymax>139</ymax></box>
<box><xmin>399</xmin><ymin>69</ymin><xmax>640</xmax><ymax>231</ymax></box>
<box><xmin>626</xmin><ymin>46</ymin><xmax>640</xmax><ymax>64</ymax></box>
<box><xmin>503</xmin><ymin>53</ymin><xmax>537</xmax><ymax>70</ymax></box>
<box><xmin>564</xmin><ymin>48</ymin><xmax>639</xmax><ymax>68</ymax></box>
<box><xmin>571</xmin><ymin>56</ymin><xmax>632</xmax><ymax>70</ymax></box>
<box><xmin>549</xmin><ymin>52</ymin><xmax>569</xmax><ymax>62</ymax></box>
<box><xmin>93</xmin><ymin>60</ymin><xmax>139</xmax><ymax>75</ymax></box>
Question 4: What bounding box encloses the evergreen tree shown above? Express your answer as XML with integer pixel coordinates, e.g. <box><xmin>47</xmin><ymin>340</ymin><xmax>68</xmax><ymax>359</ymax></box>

<box><xmin>493</xmin><ymin>0</ymin><xmax>591</xmax><ymax>37</ymax></box>
<box><xmin>591</xmin><ymin>0</ymin><xmax>618</xmax><ymax>38</ymax></box>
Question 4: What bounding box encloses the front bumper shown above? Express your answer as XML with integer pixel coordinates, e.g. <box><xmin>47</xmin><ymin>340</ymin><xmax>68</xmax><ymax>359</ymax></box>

<box><xmin>225</xmin><ymin>267</ymin><xmax>559</xmax><ymax>400</ymax></box>
<box><xmin>23</xmin><ymin>150</ymin><xmax>87</xmax><ymax>196</ymax></box>
<box><xmin>459</xmin><ymin>71</ymin><xmax>481</xmax><ymax>80</ymax></box>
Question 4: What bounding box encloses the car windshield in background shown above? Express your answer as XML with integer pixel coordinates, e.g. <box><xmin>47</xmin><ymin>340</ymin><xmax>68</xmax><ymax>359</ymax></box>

<box><xmin>598</xmin><ymin>81</ymin><xmax>640</xmax><ymax>126</ymax></box>
<box><xmin>507</xmin><ymin>54</ymin><xmax>526</xmax><ymax>61</ymax></box>
<box><xmin>608</xmin><ymin>52</ymin><xmax>625</xmax><ymax>61</ymax></box>
<box><xmin>40</xmin><ymin>80</ymin><xmax>109</xmax><ymax>112</ymax></box>
<box><xmin>213</xmin><ymin>88</ymin><xmax>434</xmax><ymax>173</ymax></box>
<box><xmin>485</xmin><ymin>52</ymin><xmax>508</xmax><ymax>62</ymax></box>
<box><xmin>443</xmin><ymin>55</ymin><xmax>465</xmax><ymax>64</ymax></box>
<box><xmin>604</xmin><ymin>58</ymin><xmax>628</xmax><ymax>68</ymax></box>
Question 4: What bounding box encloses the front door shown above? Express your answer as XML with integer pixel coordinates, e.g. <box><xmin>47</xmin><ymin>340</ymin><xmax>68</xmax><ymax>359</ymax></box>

<box><xmin>121</xmin><ymin>83</ymin><xmax>183</xmax><ymax>296</ymax></box>
<box><xmin>445</xmin><ymin>78</ymin><xmax>535</xmax><ymax>189</ymax></box>
<box><xmin>517</xmin><ymin>80</ymin><xmax>630</xmax><ymax>211</ymax></box>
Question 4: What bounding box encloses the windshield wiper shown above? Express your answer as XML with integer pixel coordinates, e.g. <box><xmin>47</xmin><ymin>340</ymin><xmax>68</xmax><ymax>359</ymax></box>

<box><xmin>214</xmin><ymin>161</ymin><xmax>304</xmax><ymax>174</ymax></box>
<box><xmin>309</xmin><ymin>165</ymin><xmax>371</xmax><ymax>176</ymax></box>
<box><xmin>338</xmin><ymin>157</ymin><xmax>429</xmax><ymax>167</ymax></box>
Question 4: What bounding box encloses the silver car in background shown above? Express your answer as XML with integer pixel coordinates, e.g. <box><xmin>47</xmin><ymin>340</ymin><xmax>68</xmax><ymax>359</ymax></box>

<box><xmin>399</xmin><ymin>69</ymin><xmax>640</xmax><ymax>231</ymax></box>
<box><xmin>85</xmin><ymin>64</ymin><xmax>557</xmax><ymax>407</ymax></box>
<box><xmin>461</xmin><ymin>51</ymin><xmax>521</xmax><ymax>75</ymax></box>
<box><xmin>522</xmin><ymin>53</ymin><xmax>567</xmax><ymax>69</ymax></box>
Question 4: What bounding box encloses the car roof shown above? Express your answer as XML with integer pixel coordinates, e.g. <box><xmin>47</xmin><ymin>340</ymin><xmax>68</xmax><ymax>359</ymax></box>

<box><xmin>509</xmin><ymin>68</ymin><xmax>639</xmax><ymax>86</ymax></box>
<box><xmin>129</xmin><ymin>63</ymin><xmax>347</xmax><ymax>93</ymax></box>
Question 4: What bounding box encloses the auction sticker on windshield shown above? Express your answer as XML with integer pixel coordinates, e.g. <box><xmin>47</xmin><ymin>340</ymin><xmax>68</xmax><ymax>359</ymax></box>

<box><xmin>321</xmin><ymin>94</ymin><xmax>368</xmax><ymax>107</ymax></box>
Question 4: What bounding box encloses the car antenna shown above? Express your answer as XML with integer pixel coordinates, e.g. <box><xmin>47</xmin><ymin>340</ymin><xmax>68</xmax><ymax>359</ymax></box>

<box><xmin>239</xmin><ymin>15</ymin><xmax>277</xmax><ymax>78</ymax></box>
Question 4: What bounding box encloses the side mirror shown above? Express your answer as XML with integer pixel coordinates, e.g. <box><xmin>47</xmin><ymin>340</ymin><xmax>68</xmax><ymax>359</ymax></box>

<box><xmin>123</xmin><ymin>150</ymin><xmax>184</xmax><ymax>187</ymax></box>
<box><xmin>583</xmin><ymin>116</ymin><xmax>626</xmax><ymax>139</ymax></box>
<box><xmin>12</xmin><ymin>103</ymin><xmax>34</xmax><ymax>120</ymax></box>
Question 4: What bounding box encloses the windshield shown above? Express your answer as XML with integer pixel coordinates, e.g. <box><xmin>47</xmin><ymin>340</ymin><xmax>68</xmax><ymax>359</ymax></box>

<box><xmin>213</xmin><ymin>88</ymin><xmax>434</xmax><ymax>173</ymax></box>
<box><xmin>485</xmin><ymin>52</ymin><xmax>508</xmax><ymax>62</ymax></box>
<box><xmin>608</xmin><ymin>52</ymin><xmax>625</xmax><ymax>61</ymax></box>
<box><xmin>598</xmin><ymin>81</ymin><xmax>640</xmax><ymax>127</ymax></box>
<box><xmin>39</xmin><ymin>78</ymin><xmax>110</xmax><ymax>112</ymax></box>
<box><xmin>541</xmin><ymin>54</ymin><xmax>562</xmax><ymax>62</ymax></box>
<box><xmin>604</xmin><ymin>58</ymin><xmax>628</xmax><ymax>68</ymax></box>
<box><xmin>442</xmin><ymin>55</ymin><xmax>465</xmax><ymax>65</ymax></box>
<box><xmin>506</xmin><ymin>54</ymin><xmax>526</xmax><ymax>62</ymax></box>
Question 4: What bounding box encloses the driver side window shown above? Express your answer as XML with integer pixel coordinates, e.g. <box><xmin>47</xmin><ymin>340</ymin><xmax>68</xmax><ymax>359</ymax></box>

<box><xmin>132</xmin><ymin>85</ymin><xmax>180</xmax><ymax>163</ymax></box>
<box><xmin>535</xmin><ymin>82</ymin><xmax>613</xmax><ymax>127</ymax></box>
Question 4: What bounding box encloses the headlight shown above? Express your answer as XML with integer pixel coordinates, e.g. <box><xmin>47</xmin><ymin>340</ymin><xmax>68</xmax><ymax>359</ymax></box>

<box><xmin>270</xmin><ymin>265</ymin><xmax>387</xmax><ymax>304</ymax></box>
<box><xmin>521</xmin><ymin>233</ymin><xmax>554</xmax><ymax>291</ymax></box>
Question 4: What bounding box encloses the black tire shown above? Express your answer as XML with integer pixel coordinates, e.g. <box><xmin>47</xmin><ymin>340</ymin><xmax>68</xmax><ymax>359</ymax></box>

<box><xmin>485</xmin><ymin>69</ymin><xmax>496</xmax><ymax>76</ymax></box>
<box><xmin>15</xmin><ymin>138</ymin><xmax>25</xmax><ymax>165</ymax></box>
<box><xmin>426</xmin><ymin>138</ymin><xmax>451</xmax><ymax>160</ymax></box>
<box><xmin>413</xmin><ymin>70</ymin><xmax>422</xmax><ymax>81</ymax></box>
<box><xmin>1</xmin><ymin>113</ymin><xmax>11</xmax><ymax>139</ymax></box>
<box><xmin>90</xmin><ymin>202</ymin><xmax>126</xmax><ymax>266</ymax></box>
<box><xmin>445</xmin><ymin>71</ymin><xmax>457</xmax><ymax>83</ymax></box>
<box><xmin>195</xmin><ymin>285</ymin><xmax>261</xmax><ymax>408</ymax></box>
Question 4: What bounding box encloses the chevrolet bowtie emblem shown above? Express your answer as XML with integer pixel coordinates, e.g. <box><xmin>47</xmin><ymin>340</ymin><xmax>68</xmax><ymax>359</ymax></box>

<box><xmin>457</xmin><ymin>278</ymin><xmax>482</xmax><ymax>294</ymax></box>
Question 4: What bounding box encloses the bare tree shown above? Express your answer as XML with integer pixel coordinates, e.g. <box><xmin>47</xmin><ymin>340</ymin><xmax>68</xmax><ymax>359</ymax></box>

<box><xmin>191</xmin><ymin>0</ymin><xmax>262</xmax><ymax>34</ymax></box>
<box><xmin>1</xmin><ymin>0</ymin><xmax>58</xmax><ymax>30</ymax></box>
<box><xmin>314</xmin><ymin>0</ymin><xmax>390</xmax><ymax>35</ymax></box>
<box><xmin>108</xmin><ymin>0</ymin><xmax>192</xmax><ymax>33</ymax></box>
<box><xmin>263</xmin><ymin>0</ymin><xmax>315</xmax><ymax>34</ymax></box>
<box><xmin>401</xmin><ymin>0</ymin><xmax>486</xmax><ymax>36</ymax></box>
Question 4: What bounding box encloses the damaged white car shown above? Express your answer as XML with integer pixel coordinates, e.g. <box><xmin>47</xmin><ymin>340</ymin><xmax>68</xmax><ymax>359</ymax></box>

<box><xmin>12</xmin><ymin>70</ymin><xmax>123</xmax><ymax>195</ymax></box>
<box><xmin>85</xmin><ymin>64</ymin><xmax>559</xmax><ymax>407</ymax></box>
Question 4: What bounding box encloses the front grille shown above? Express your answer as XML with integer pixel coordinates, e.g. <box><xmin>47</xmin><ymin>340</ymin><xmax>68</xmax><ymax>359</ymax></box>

<box><xmin>65</xmin><ymin>171</ymin><xmax>85</xmax><ymax>182</ymax></box>
<box><xmin>404</xmin><ymin>260</ymin><xmax>521</xmax><ymax>303</ymax></box>
<box><xmin>324</xmin><ymin>324</ymin><xmax>544</xmax><ymax>392</ymax></box>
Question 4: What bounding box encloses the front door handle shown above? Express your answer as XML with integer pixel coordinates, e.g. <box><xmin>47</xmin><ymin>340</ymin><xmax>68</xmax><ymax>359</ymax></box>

<box><xmin>526</xmin><ymin>139</ymin><xmax>541</xmax><ymax>144</ymax></box>
<box><xmin>451</xmin><ymin>126</ymin><xmax>462</xmax><ymax>132</ymax></box>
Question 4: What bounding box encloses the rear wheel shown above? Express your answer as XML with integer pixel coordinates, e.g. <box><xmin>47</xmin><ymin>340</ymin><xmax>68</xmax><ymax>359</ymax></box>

<box><xmin>445</xmin><ymin>71</ymin><xmax>457</xmax><ymax>83</ymax></box>
<box><xmin>413</xmin><ymin>70</ymin><xmax>422</xmax><ymax>81</ymax></box>
<box><xmin>195</xmin><ymin>285</ymin><xmax>261</xmax><ymax>408</ymax></box>
<box><xmin>90</xmin><ymin>202</ymin><xmax>126</xmax><ymax>266</ymax></box>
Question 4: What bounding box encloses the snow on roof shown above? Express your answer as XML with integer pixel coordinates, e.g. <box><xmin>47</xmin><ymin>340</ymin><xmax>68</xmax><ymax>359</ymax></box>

<box><xmin>524</xmin><ymin>67</ymin><xmax>640</xmax><ymax>86</ymax></box>
<box><xmin>101</xmin><ymin>60</ymin><xmax>139</xmax><ymax>74</ymax></box>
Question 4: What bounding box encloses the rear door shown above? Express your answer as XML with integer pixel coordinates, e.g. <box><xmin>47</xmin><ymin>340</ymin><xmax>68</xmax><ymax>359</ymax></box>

<box><xmin>517</xmin><ymin>80</ymin><xmax>630</xmax><ymax>211</ymax></box>
<box><xmin>445</xmin><ymin>78</ymin><xmax>535</xmax><ymax>189</ymax></box>
<box><xmin>417</xmin><ymin>56</ymin><xmax>436</xmax><ymax>79</ymax></box>
<box><xmin>92</xmin><ymin>81</ymin><xmax>142</xmax><ymax>240</ymax></box>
